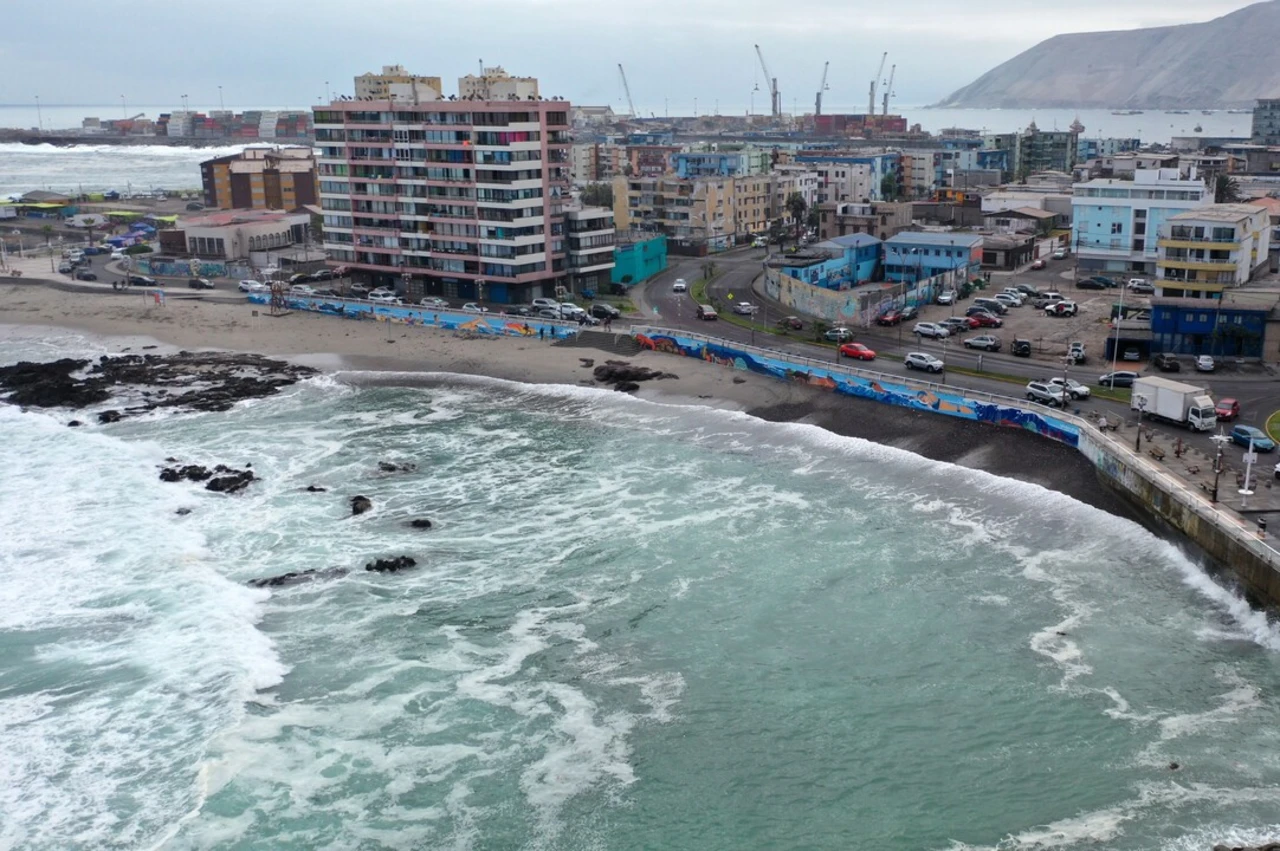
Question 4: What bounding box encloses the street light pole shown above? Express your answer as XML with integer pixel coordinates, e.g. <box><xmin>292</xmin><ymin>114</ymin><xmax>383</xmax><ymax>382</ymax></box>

<box><xmin>1111</xmin><ymin>280</ymin><xmax>1125</xmax><ymax>376</ymax></box>
<box><xmin>1134</xmin><ymin>396</ymin><xmax>1147</xmax><ymax>452</ymax></box>
<box><xmin>1210</xmin><ymin>432</ymin><xmax>1229</xmax><ymax>504</ymax></box>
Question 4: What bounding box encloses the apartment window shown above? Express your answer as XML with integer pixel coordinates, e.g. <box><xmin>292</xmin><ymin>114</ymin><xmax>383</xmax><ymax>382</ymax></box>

<box><xmin>1111</xmin><ymin>222</ymin><xmax>1122</xmax><ymax>234</ymax></box>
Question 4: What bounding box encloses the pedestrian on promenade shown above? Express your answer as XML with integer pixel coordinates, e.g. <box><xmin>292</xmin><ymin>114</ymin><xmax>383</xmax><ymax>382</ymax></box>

<box><xmin>539</xmin><ymin>326</ymin><xmax>545</xmax><ymax>340</ymax></box>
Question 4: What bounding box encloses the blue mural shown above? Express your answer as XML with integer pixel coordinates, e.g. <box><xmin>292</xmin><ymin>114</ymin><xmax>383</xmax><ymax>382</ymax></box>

<box><xmin>244</xmin><ymin>294</ymin><xmax>578</xmax><ymax>339</ymax></box>
<box><xmin>633</xmin><ymin>327</ymin><xmax>1080</xmax><ymax>447</ymax></box>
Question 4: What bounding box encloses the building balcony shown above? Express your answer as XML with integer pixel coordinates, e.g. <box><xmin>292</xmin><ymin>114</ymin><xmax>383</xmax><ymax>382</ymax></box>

<box><xmin>1158</xmin><ymin>237</ymin><xmax>1240</xmax><ymax>250</ymax></box>
<box><xmin>1157</xmin><ymin>258</ymin><xmax>1240</xmax><ymax>272</ymax></box>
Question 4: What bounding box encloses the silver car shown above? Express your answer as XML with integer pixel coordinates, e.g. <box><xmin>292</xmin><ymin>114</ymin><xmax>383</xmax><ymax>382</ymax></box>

<box><xmin>913</xmin><ymin>322</ymin><xmax>950</xmax><ymax>339</ymax></box>
<box><xmin>904</xmin><ymin>352</ymin><xmax>945</xmax><ymax>373</ymax></box>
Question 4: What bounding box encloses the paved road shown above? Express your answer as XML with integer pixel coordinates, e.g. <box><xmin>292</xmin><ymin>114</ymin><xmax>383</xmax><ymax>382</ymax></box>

<box><xmin>631</xmin><ymin>251</ymin><xmax>1280</xmax><ymax>477</ymax></box>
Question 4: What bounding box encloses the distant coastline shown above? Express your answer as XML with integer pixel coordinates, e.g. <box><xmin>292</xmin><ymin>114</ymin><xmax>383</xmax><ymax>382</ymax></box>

<box><xmin>0</xmin><ymin>130</ymin><xmax>312</xmax><ymax>149</ymax></box>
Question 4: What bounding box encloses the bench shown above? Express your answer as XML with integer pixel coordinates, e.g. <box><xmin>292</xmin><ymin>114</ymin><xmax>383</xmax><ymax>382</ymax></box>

<box><xmin>1149</xmin><ymin>447</ymin><xmax>1166</xmax><ymax>461</ymax></box>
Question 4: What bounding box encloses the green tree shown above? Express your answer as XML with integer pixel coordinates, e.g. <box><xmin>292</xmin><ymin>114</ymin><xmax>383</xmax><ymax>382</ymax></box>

<box><xmin>879</xmin><ymin>173</ymin><xmax>899</xmax><ymax>202</ymax></box>
<box><xmin>785</xmin><ymin>191</ymin><xmax>807</xmax><ymax>237</ymax></box>
<box><xmin>1214</xmin><ymin>174</ymin><xmax>1242</xmax><ymax>204</ymax></box>
<box><xmin>581</xmin><ymin>182</ymin><xmax>614</xmax><ymax>208</ymax></box>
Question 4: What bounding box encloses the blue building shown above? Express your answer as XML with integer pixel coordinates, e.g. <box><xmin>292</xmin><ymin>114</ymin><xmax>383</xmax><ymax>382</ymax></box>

<box><xmin>1147</xmin><ymin>298</ymin><xmax>1269</xmax><ymax>360</ymax></box>
<box><xmin>778</xmin><ymin>233</ymin><xmax>882</xmax><ymax>289</ymax></box>
<box><xmin>671</xmin><ymin>150</ymin><xmax>769</xmax><ymax>179</ymax></box>
<box><xmin>975</xmin><ymin>148</ymin><xmax>1011</xmax><ymax>180</ymax></box>
<box><xmin>1076</xmin><ymin>137</ymin><xmax>1142</xmax><ymax>161</ymax></box>
<box><xmin>795</xmin><ymin>151</ymin><xmax>900</xmax><ymax>200</ymax></box>
<box><xmin>611</xmin><ymin>234</ymin><xmax>667</xmax><ymax>286</ymax></box>
<box><xmin>882</xmin><ymin>233</ymin><xmax>983</xmax><ymax>283</ymax></box>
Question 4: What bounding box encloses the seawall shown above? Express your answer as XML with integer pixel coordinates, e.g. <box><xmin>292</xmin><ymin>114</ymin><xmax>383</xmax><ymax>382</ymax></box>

<box><xmin>631</xmin><ymin>324</ymin><xmax>1280</xmax><ymax>606</ymax></box>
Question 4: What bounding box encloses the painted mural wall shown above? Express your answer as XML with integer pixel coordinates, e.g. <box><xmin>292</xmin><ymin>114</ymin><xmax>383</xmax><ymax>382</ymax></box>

<box><xmin>244</xmin><ymin>293</ymin><xmax>580</xmax><ymax>339</ymax></box>
<box><xmin>632</xmin><ymin>326</ymin><xmax>1080</xmax><ymax>447</ymax></box>
<box><xmin>136</xmin><ymin>257</ymin><xmax>233</xmax><ymax>279</ymax></box>
<box><xmin>763</xmin><ymin>267</ymin><xmax>964</xmax><ymax>328</ymax></box>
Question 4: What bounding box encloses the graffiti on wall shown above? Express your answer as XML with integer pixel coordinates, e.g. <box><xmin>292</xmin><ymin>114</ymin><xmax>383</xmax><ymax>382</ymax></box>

<box><xmin>764</xmin><ymin>267</ymin><xmax>963</xmax><ymax>327</ymax></box>
<box><xmin>634</xmin><ymin>328</ymin><xmax>1080</xmax><ymax>447</ymax></box>
<box><xmin>245</xmin><ymin>294</ymin><xmax>573</xmax><ymax>338</ymax></box>
<box><xmin>136</xmin><ymin>258</ymin><xmax>228</xmax><ymax>278</ymax></box>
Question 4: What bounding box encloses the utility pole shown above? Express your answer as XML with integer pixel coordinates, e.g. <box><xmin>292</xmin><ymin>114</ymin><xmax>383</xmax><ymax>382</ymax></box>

<box><xmin>34</xmin><ymin>95</ymin><xmax>42</xmax><ymax>134</ymax></box>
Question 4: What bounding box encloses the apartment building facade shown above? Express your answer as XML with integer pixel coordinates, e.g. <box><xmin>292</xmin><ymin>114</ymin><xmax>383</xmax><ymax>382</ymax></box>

<box><xmin>1155</xmin><ymin>203</ymin><xmax>1271</xmax><ymax>298</ymax></box>
<box><xmin>355</xmin><ymin>65</ymin><xmax>444</xmax><ymax>100</ymax></box>
<box><xmin>1251</xmin><ymin>98</ymin><xmax>1280</xmax><ymax>146</ymax></box>
<box><xmin>1070</xmin><ymin>168</ymin><xmax>1212</xmax><ymax>276</ymax></box>
<box><xmin>565</xmin><ymin>206</ymin><xmax>616</xmax><ymax>294</ymax></box>
<box><xmin>200</xmin><ymin>146</ymin><xmax>319</xmax><ymax>210</ymax></box>
<box><xmin>313</xmin><ymin>96</ymin><xmax>572</xmax><ymax>303</ymax></box>
<box><xmin>814</xmin><ymin>200</ymin><xmax>913</xmax><ymax>242</ymax></box>
<box><xmin>571</xmin><ymin>141</ymin><xmax>626</xmax><ymax>183</ymax></box>
<box><xmin>671</xmin><ymin>149</ymin><xmax>771</xmax><ymax>179</ymax></box>
<box><xmin>612</xmin><ymin>174</ymin><xmax>771</xmax><ymax>252</ymax></box>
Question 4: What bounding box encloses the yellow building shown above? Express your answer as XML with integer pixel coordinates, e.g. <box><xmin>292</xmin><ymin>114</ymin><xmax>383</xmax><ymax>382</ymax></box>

<box><xmin>354</xmin><ymin>65</ymin><xmax>443</xmax><ymax>100</ymax></box>
<box><xmin>612</xmin><ymin>174</ymin><xmax>775</xmax><ymax>251</ymax></box>
<box><xmin>200</xmin><ymin>147</ymin><xmax>318</xmax><ymax>211</ymax></box>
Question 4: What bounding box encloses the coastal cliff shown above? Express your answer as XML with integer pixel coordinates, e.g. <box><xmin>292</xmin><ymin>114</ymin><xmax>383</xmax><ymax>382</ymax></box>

<box><xmin>937</xmin><ymin>0</ymin><xmax>1280</xmax><ymax>109</ymax></box>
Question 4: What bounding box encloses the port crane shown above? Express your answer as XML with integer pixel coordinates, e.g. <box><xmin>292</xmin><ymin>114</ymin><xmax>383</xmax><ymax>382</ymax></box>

<box><xmin>881</xmin><ymin>64</ymin><xmax>896</xmax><ymax>116</ymax></box>
<box><xmin>617</xmin><ymin>64</ymin><xmax>637</xmax><ymax>119</ymax></box>
<box><xmin>868</xmin><ymin>51</ymin><xmax>887</xmax><ymax>116</ymax></box>
<box><xmin>814</xmin><ymin>61</ymin><xmax>830</xmax><ymax>116</ymax></box>
<box><xmin>754</xmin><ymin>44</ymin><xmax>781</xmax><ymax>119</ymax></box>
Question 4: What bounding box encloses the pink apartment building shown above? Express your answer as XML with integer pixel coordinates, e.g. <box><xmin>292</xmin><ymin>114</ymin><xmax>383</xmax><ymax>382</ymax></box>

<box><xmin>313</xmin><ymin>97</ymin><xmax>573</xmax><ymax>303</ymax></box>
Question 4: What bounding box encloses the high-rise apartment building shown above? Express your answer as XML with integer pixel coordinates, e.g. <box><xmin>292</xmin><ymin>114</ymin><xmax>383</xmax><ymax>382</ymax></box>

<box><xmin>200</xmin><ymin>146</ymin><xmax>319</xmax><ymax>210</ymax></box>
<box><xmin>314</xmin><ymin>69</ymin><xmax>574</xmax><ymax>303</ymax></box>
<box><xmin>458</xmin><ymin>66</ymin><xmax>540</xmax><ymax>101</ymax></box>
<box><xmin>354</xmin><ymin>65</ymin><xmax>443</xmax><ymax>101</ymax></box>
<box><xmin>1250</xmin><ymin>98</ymin><xmax>1280</xmax><ymax>145</ymax></box>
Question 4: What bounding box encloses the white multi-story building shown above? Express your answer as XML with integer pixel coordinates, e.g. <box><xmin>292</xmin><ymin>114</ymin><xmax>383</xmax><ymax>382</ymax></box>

<box><xmin>1071</xmin><ymin>168</ymin><xmax>1212</xmax><ymax>276</ymax></box>
<box><xmin>1155</xmin><ymin>203</ymin><xmax>1271</xmax><ymax>299</ymax></box>
<box><xmin>458</xmin><ymin>66</ymin><xmax>540</xmax><ymax>101</ymax></box>
<box><xmin>811</xmin><ymin>162</ymin><xmax>874</xmax><ymax>205</ymax></box>
<box><xmin>565</xmin><ymin>205</ymin><xmax>616</xmax><ymax>294</ymax></box>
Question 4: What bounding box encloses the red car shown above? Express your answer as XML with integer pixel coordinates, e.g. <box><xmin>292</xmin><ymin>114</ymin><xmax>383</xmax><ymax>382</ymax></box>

<box><xmin>839</xmin><ymin>342</ymin><xmax>877</xmax><ymax>361</ymax></box>
<box><xmin>1215</xmin><ymin>398</ymin><xmax>1240</xmax><ymax>421</ymax></box>
<box><xmin>971</xmin><ymin>312</ymin><xmax>1003</xmax><ymax>328</ymax></box>
<box><xmin>875</xmin><ymin>310</ymin><xmax>903</xmax><ymax>326</ymax></box>
<box><xmin>1031</xmin><ymin>259</ymin><xmax>1047</xmax><ymax>270</ymax></box>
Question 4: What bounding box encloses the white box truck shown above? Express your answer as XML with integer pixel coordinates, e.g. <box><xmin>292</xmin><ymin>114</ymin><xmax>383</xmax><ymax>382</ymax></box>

<box><xmin>1130</xmin><ymin>376</ymin><xmax>1216</xmax><ymax>431</ymax></box>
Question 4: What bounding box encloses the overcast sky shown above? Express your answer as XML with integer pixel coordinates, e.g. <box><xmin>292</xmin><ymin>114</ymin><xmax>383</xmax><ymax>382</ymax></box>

<box><xmin>1</xmin><ymin>0</ymin><xmax>1265</xmax><ymax>114</ymax></box>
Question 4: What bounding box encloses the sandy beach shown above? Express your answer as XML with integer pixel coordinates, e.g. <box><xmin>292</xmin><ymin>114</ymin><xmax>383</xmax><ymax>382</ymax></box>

<box><xmin>0</xmin><ymin>282</ymin><xmax>1134</xmax><ymax>516</ymax></box>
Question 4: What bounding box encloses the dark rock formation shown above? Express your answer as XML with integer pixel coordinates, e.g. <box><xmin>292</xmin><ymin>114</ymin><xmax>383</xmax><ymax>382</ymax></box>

<box><xmin>248</xmin><ymin>567</ymin><xmax>350</xmax><ymax>588</ymax></box>
<box><xmin>67</xmin><ymin>420</ymin><xmax>82</xmax><ymax>427</ymax></box>
<box><xmin>378</xmin><ymin>461</ymin><xmax>417</xmax><ymax>473</ymax></box>
<box><xmin>1213</xmin><ymin>844</ymin><xmax>1280</xmax><ymax>851</ymax></box>
<box><xmin>160</xmin><ymin>464</ymin><xmax>212</xmax><ymax>483</ymax></box>
<box><xmin>365</xmin><ymin>555</ymin><xmax>417</xmax><ymax>573</ymax></box>
<box><xmin>591</xmin><ymin>361</ymin><xmax>677</xmax><ymax>391</ymax></box>
<box><xmin>205</xmin><ymin>467</ymin><xmax>256</xmax><ymax>494</ymax></box>
<box><xmin>351</xmin><ymin>495</ymin><xmax>373</xmax><ymax>516</ymax></box>
<box><xmin>0</xmin><ymin>352</ymin><xmax>317</xmax><ymax>422</ymax></box>
<box><xmin>175</xmin><ymin>508</ymin><xmax>192</xmax><ymax>516</ymax></box>
<box><xmin>305</xmin><ymin>484</ymin><xmax>328</xmax><ymax>493</ymax></box>
<box><xmin>407</xmin><ymin>518</ymin><xmax>433</xmax><ymax>529</ymax></box>
<box><xmin>579</xmin><ymin>358</ymin><xmax>595</xmax><ymax>368</ymax></box>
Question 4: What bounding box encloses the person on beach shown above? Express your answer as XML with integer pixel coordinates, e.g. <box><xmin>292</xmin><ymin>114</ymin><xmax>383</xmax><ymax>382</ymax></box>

<box><xmin>539</xmin><ymin>327</ymin><xmax>545</xmax><ymax>340</ymax></box>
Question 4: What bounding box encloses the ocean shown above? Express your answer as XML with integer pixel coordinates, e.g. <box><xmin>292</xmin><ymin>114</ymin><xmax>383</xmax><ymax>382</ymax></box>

<box><xmin>0</xmin><ymin>103</ymin><xmax>1253</xmax><ymax>197</ymax></box>
<box><xmin>3</xmin><ymin>325</ymin><xmax>1280</xmax><ymax>851</ymax></box>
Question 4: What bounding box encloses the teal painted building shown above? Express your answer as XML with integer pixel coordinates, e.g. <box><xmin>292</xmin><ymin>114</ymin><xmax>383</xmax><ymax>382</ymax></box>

<box><xmin>612</xmin><ymin>234</ymin><xmax>668</xmax><ymax>286</ymax></box>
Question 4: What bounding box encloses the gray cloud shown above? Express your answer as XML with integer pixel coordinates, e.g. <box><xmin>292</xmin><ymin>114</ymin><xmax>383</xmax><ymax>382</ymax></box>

<box><xmin>1</xmin><ymin>0</ymin><xmax>1264</xmax><ymax>113</ymax></box>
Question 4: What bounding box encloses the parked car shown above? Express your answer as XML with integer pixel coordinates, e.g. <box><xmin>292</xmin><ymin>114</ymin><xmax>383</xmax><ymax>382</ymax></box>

<box><xmin>1011</xmin><ymin>338</ymin><xmax>1033</xmax><ymax>358</ymax></box>
<box><xmin>1015</xmin><ymin>284</ymin><xmax>1042</xmax><ymax>297</ymax></box>
<box><xmin>695</xmin><ymin>303</ymin><xmax>718</xmax><ymax>320</ymax></box>
<box><xmin>824</xmin><ymin>326</ymin><xmax>855</xmax><ymax>342</ymax></box>
<box><xmin>74</xmin><ymin>269</ymin><xmax>98</xmax><ymax>281</ymax></box>
<box><xmin>994</xmin><ymin>293</ymin><xmax>1023</xmax><ymax>308</ymax></box>
<box><xmin>242</xmin><ymin>281</ymin><xmax>269</xmax><ymax>294</ymax></box>
<box><xmin>421</xmin><ymin>296</ymin><xmax>449</xmax><ymax>308</ymax></box>
<box><xmin>531</xmin><ymin>297</ymin><xmax>558</xmax><ymax>310</ymax></box>
<box><xmin>876</xmin><ymin>309</ymin><xmax>904</xmax><ymax>326</ymax></box>
<box><xmin>1098</xmin><ymin>370</ymin><xmax>1139</xmax><ymax>387</ymax></box>
<box><xmin>1067</xmin><ymin>341</ymin><xmax>1086</xmax><ymax>364</ymax></box>
<box><xmin>506</xmin><ymin>305</ymin><xmax>534</xmax><ymax>317</ymax></box>
<box><xmin>462</xmin><ymin>303</ymin><xmax>490</xmax><ymax>313</ymax></box>
<box><xmin>58</xmin><ymin>261</ymin><xmax>75</xmax><ymax>274</ymax></box>
<box><xmin>936</xmin><ymin>290</ymin><xmax>955</xmax><ymax>305</ymax></box>
<box><xmin>971</xmin><ymin>312</ymin><xmax>1003</xmax><ymax>328</ymax></box>
<box><xmin>732</xmin><ymin>301</ymin><xmax>759</xmax><ymax>315</ymax></box>
<box><xmin>557</xmin><ymin>303</ymin><xmax>585</xmax><ymax>319</ymax></box>
<box><xmin>1031</xmin><ymin>258</ymin><xmax>1047</xmax><ymax>270</ymax></box>
<box><xmin>913</xmin><ymin>321</ymin><xmax>950</xmax><ymax>339</ymax></box>
<box><xmin>1230</xmin><ymin>425</ymin><xmax>1276</xmax><ymax>452</ymax></box>
<box><xmin>110</xmin><ymin>251</ymin><xmax>126</xmax><ymax>261</ymax></box>
<box><xmin>964</xmin><ymin>334</ymin><xmax>1002</xmax><ymax>352</ymax></box>
<box><xmin>368</xmin><ymin>287</ymin><xmax>394</xmax><ymax>298</ymax></box>
<box><xmin>1127</xmin><ymin>279</ymin><xmax>1155</xmax><ymax>294</ymax></box>
<box><xmin>1152</xmin><ymin>352</ymin><xmax>1181</xmax><ymax>372</ymax></box>
<box><xmin>839</xmin><ymin>342</ymin><xmax>877</xmax><ymax>361</ymax></box>
<box><xmin>1048</xmin><ymin>377</ymin><xmax>1091</xmax><ymax>399</ymax></box>
<box><xmin>1045</xmin><ymin>301</ymin><xmax>1078</xmax><ymax>317</ymax></box>
<box><xmin>941</xmin><ymin>316</ymin><xmax>976</xmax><ymax>334</ymax></box>
<box><xmin>1090</xmin><ymin>275</ymin><xmax>1119</xmax><ymax>288</ymax></box>
<box><xmin>1195</xmin><ymin>354</ymin><xmax>1216</xmax><ymax>372</ymax></box>
<box><xmin>1076</xmin><ymin>279</ymin><xmax>1107</xmax><ymax>290</ymax></box>
<box><xmin>537</xmin><ymin>308</ymin><xmax>561</xmax><ymax>319</ymax></box>
<box><xmin>313</xmin><ymin>288</ymin><xmax>339</xmax><ymax>298</ymax></box>
<box><xmin>973</xmin><ymin>298</ymin><xmax>1008</xmax><ymax>315</ymax></box>
<box><xmin>964</xmin><ymin>305</ymin><xmax>995</xmax><ymax>318</ymax></box>
<box><xmin>310</xmin><ymin>269</ymin><xmax>334</xmax><ymax>281</ymax></box>
<box><xmin>368</xmin><ymin>293</ymin><xmax>401</xmax><ymax>304</ymax></box>
<box><xmin>289</xmin><ymin>284</ymin><xmax>317</xmax><ymax>296</ymax></box>
<box><xmin>776</xmin><ymin>315</ymin><xmax>804</xmax><ymax>330</ymax></box>
<box><xmin>1122</xmin><ymin>347</ymin><xmax>1141</xmax><ymax>361</ymax></box>
<box><xmin>899</xmin><ymin>305</ymin><xmax>920</xmax><ymax>322</ymax></box>
<box><xmin>1026</xmin><ymin>381</ymin><xmax>1067</xmax><ymax>407</ymax></box>
<box><xmin>999</xmin><ymin>287</ymin><xmax>1025</xmax><ymax>301</ymax></box>
<box><xmin>348</xmin><ymin>284</ymin><xmax>370</xmax><ymax>298</ymax></box>
<box><xmin>128</xmin><ymin>274</ymin><xmax>157</xmax><ymax>286</ymax></box>
<box><xmin>187</xmin><ymin>277</ymin><xmax>214</xmax><ymax>289</ymax></box>
<box><xmin>904</xmin><ymin>352</ymin><xmax>945</xmax><ymax>373</ymax></box>
<box><xmin>1052</xmin><ymin>248</ymin><xmax>1068</xmax><ymax>260</ymax></box>
<box><xmin>672</xmin><ymin>278</ymin><xmax>688</xmax><ymax>292</ymax></box>
<box><xmin>1214</xmin><ymin>398</ymin><xmax>1240</xmax><ymax>421</ymax></box>
<box><xmin>590</xmin><ymin>303</ymin><xmax>621</xmax><ymax>319</ymax></box>
<box><xmin>288</xmin><ymin>273</ymin><xmax>311</xmax><ymax>285</ymax></box>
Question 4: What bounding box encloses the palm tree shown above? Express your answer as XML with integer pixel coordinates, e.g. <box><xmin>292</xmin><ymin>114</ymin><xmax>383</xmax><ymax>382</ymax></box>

<box><xmin>1214</xmin><ymin>174</ymin><xmax>1241</xmax><ymax>204</ymax></box>
<box><xmin>785</xmin><ymin>192</ymin><xmax>807</xmax><ymax>242</ymax></box>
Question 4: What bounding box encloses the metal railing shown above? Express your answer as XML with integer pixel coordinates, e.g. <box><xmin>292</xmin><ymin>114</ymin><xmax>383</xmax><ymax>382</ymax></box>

<box><xmin>629</xmin><ymin>324</ymin><xmax>1280</xmax><ymax>571</ymax></box>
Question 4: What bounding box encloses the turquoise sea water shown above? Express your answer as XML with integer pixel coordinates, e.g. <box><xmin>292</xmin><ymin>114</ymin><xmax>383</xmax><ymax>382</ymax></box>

<box><xmin>3</xmin><ymin>328</ymin><xmax>1280</xmax><ymax>850</ymax></box>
